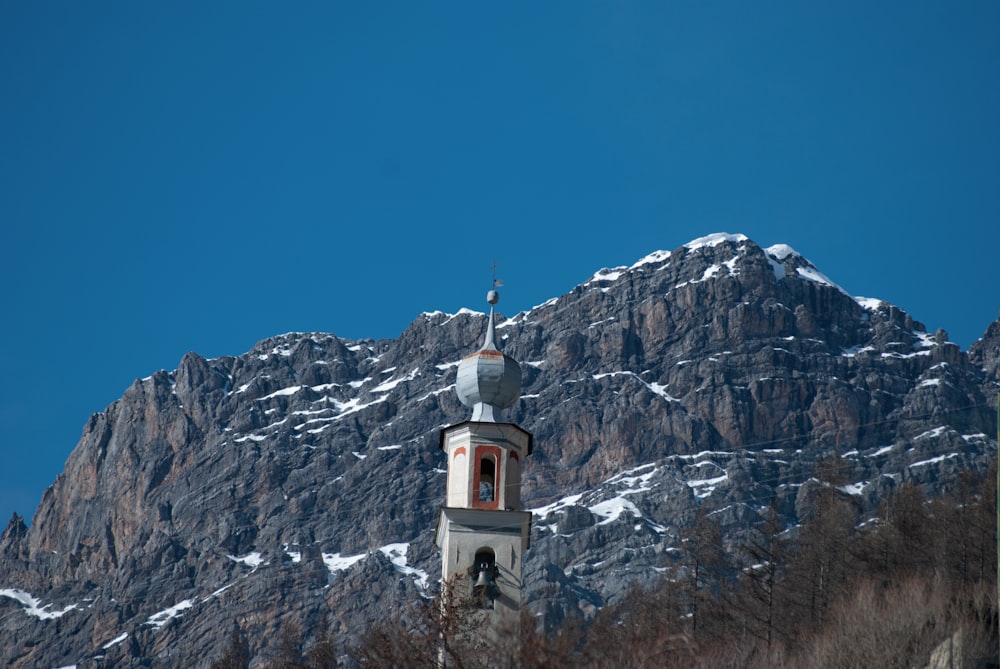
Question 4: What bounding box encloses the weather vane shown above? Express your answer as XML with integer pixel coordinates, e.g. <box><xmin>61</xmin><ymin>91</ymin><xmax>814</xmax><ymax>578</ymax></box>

<box><xmin>489</xmin><ymin>260</ymin><xmax>502</xmax><ymax>305</ymax></box>
<box><xmin>491</xmin><ymin>260</ymin><xmax>503</xmax><ymax>289</ymax></box>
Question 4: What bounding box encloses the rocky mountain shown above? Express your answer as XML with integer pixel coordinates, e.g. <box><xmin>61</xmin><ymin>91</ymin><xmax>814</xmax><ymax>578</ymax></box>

<box><xmin>1</xmin><ymin>232</ymin><xmax>996</xmax><ymax>668</ymax></box>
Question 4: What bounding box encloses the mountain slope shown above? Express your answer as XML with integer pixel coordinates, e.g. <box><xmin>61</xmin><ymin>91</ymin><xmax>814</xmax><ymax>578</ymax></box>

<box><xmin>1</xmin><ymin>233</ymin><xmax>995</xmax><ymax>668</ymax></box>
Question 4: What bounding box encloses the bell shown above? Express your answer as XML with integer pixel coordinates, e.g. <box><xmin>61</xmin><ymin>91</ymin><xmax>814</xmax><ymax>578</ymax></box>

<box><xmin>474</xmin><ymin>569</ymin><xmax>492</xmax><ymax>589</ymax></box>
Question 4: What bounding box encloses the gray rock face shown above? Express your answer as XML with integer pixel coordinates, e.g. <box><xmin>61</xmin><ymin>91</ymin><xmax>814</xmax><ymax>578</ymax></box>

<box><xmin>969</xmin><ymin>313</ymin><xmax>1000</xmax><ymax>391</ymax></box>
<box><xmin>0</xmin><ymin>233</ymin><xmax>995</xmax><ymax>668</ymax></box>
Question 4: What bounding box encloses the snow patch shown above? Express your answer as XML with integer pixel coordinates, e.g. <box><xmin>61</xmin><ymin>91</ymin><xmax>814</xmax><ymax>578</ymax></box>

<box><xmin>914</xmin><ymin>426</ymin><xmax>948</xmax><ymax>441</ymax></box>
<box><xmin>764</xmin><ymin>243</ymin><xmax>799</xmax><ymax>261</ymax></box>
<box><xmin>102</xmin><ymin>632</ymin><xmax>129</xmax><ymax>649</ymax></box>
<box><xmin>686</xmin><ymin>473</ymin><xmax>728</xmax><ymax>499</ymax></box>
<box><xmin>227</xmin><ymin>552</ymin><xmax>265</xmax><ymax>569</ymax></box>
<box><xmin>145</xmin><ymin>599</ymin><xmax>194</xmax><ymax>629</ymax></box>
<box><xmin>592</xmin><ymin>370</ymin><xmax>678</xmax><ymax>401</ymax></box>
<box><xmin>838</xmin><ymin>482</ymin><xmax>868</xmax><ymax>496</ymax></box>
<box><xmin>258</xmin><ymin>386</ymin><xmax>303</xmax><ymax>400</ymax></box>
<box><xmin>701</xmin><ymin>264</ymin><xmax>723</xmax><ymax>281</ymax></box>
<box><xmin>234</xmin><ymin>433</ymin><xmax>268</xmax><ymax>443</ymax></box>
<box><xmin>587</xmin><ymin>268</ymin><xmax>625</xmax><ymax>284</ymax></box>
<box><xmin>323</xmin><ymin>551</ymin><xmax>366</xmax><ymax>574</ymax></box>
<box><xmin>380</xmin><ymin>543</ymin><xmax>431</xmax><ymax>594</ymax></box>
<box><xmin>283</xmin><ymin>543</ymin><xmax>302</xmax><ymax>563</ymax></box>
<box><xmin>909</xmin><ymin>453</ymin><xmax>959</xmax><ymax>468</ymax></box>
<box><xmin>796</xmin><ymin>265</ymin><xmax>841</xmax><ymax>290</ymax></box>
<box><xmin>0</xmin><ymin>589</ymin><xmax>78</xmax><ymax>620</ymax></box>
<box><xmin>589</xmin><ymin>497</ymin><xmax>643</xmax><ymax>525</ymax></box>
<box><xmin>629</xmin><ymin>249</ymin><xmax>671</xmax><ymax>270</ymax></box>
<box><xmin>767</xmin><ymin>256</ymin><xmax>786</xmax><ymax>281</ymax></box>
<box><xmin>841</xmin><ymin>345</ymin><xmax>875</xmax><ymax>358</ymax></box>
<box><xmin>207</xmin><ymin>584</ymin><xmax>234</xmax><ymax>599</ymax></box>
<box><xmin>417</xmin><ymin>384</ymin><xmax>455</xmax><ymax>402</ymax></box>
<box><xmin>529</xmin><ymin>493</ymin><xmax>584</xmax><ymax>518</ymax></box>
<box><xmin>372</xmin><ymin>367</ymin><xmax>420</xmax><ymax>393</ymax></box>
<box><xmin>854</xmin><ymin>296</ymin><xmax>884</xmax><ymax>311</ymax></box>
<box><xmin>309</xmin><ymin>383</ymin><xmax>340</xmax><ymax>393</ymax></box>
<box><xmin>495</xmin><ymin>313</ymin><xmax>522</xmax><ymax>330</ymax></box>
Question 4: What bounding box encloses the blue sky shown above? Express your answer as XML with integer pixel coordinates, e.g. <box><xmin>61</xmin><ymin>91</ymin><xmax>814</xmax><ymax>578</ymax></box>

<box><xmin>2</xmin><ymin>2</ymin><xmax>998</xmax><ymax>521</ymax></box>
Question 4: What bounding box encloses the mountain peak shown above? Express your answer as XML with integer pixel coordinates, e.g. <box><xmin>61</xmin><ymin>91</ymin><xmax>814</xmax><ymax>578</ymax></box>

<box><xmin>0</xmin><ymin>235</ymin><xmax>994</xmax><ymax>668</ymax></box>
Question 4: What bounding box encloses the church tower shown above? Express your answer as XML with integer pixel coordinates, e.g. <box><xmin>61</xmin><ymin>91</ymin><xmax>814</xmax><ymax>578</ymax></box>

<box><xmin>435</xmin><ymin>288</ymin><xmax>532</xmax><ymax>620</ymax></box>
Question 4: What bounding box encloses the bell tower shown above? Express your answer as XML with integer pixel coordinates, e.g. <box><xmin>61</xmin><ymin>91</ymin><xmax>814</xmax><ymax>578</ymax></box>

<box><xmin>435</xmin><ymin>288</ymin><xmax>532</xmax><ymax>620</ymax></box>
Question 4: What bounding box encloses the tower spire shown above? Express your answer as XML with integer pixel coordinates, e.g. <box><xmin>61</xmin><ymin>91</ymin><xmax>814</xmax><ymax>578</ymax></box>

<box><xmin>435</xmin><ymin>274</ymin><xmax>533</xmax><ymax>626</ymax></box>
<box><xmin>455</xmin><ymin>287</ymin><xmax>522</xmax><ymax>422</ymax></box>
<box><xmin>482</xmin><ymin>289</ymin><xmax>499</xmax><ymax>350</ymax></box>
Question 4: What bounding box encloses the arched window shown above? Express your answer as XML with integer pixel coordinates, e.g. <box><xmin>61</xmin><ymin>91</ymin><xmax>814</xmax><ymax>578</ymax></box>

<box><xmin>478</xmin><ymin>455</ymin><xmax>496</xmax><ymax>502</ymax></box>
<box><xmin>472</xmin><ymin>445</ymin><xmax>502</xmax><ymax>509</ymax></box>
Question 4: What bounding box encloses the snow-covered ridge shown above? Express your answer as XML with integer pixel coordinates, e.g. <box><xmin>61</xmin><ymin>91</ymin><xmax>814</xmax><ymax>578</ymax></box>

<box><xmin>578</xmin><ymin>233</ymin><xmax>876</xmax><ymax>312</ymax></box>
<box><xmin>763</xmin><ymin>243</ymin><xmax>847</xmax><ymax>294</ymax></box>
<box><xmin>765</xmin><ymin>243</ymin><xmax>888</xmax><ymax>310</ymax></box>
<box><xmin>250</xmin><ymin>332</ymin><xmax>345</xmax><ymax>360</ymax></box>
<box><xmin>794</xmin><ymin>265</ymin><xmax>840</xmax><ymax>290</ymax></box>
<box><xmin>421</xmin><ymin>308</ymin><xmax>486</xmax><ymax>324</ymax></box>
<box><xmin>583</xmin><ymin>233</ymin><xmax>746</xmax><ymax>291</ymax></box>
<box><xmin>532</xmin><ymin>231</ymin><xmax>862</xmax><ymax>320</ymax></box>
<box><xmin>586</xmin><ymin>248</ymin><xmax>676</xmax><ymax>289</ymax></box>
<box><xmin>630</xmin><ymin>249</ymin><xmax>671</xmax><ymax>270</ymax></box>
<box><xmin>684</xmin><ymin>232</ymin><xmax>749</xmax><ymax>251</ymax></box>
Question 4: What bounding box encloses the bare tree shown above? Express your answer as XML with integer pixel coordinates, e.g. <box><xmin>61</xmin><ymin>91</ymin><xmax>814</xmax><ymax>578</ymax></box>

<box><xmin>271</xmin><ymin>621</ymin><xmax>305</xmax><ymax>669</ymax></box>
<box><xmin>679</xmin><ymin>507</ymin><xmax>729</xmax><ymax>638</ymax></box>
<box><xmin>738</xmin><ymin>504</ymin><xmax>787</xmax><ymax>649</ymax></box>
<box><xmin>304</xmin><ymin>630</ymin><xmax>338</xmax><ymax>669</ymax></box>
<box><xmin>211</xmin><ymin>623</ymin><xmax>249</xmax><ymax>669</ymax></box>
<box><xmin>782</xmin><ymin>487</ymin><xmax>857</xmax><ymax>642</ymax></box>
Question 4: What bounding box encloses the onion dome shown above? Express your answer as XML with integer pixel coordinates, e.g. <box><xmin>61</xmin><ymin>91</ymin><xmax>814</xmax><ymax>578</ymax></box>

<box><xmin>455</xmin><ymin>289</ymin><xmax>522</xmax><ymax>422</ymax></box>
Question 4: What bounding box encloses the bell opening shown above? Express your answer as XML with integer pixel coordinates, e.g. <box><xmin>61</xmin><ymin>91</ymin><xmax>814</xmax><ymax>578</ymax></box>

<box><xmin>470</xmin><ymin>548</ymin><xmax>500</xmax><ymax>608</ymax></box>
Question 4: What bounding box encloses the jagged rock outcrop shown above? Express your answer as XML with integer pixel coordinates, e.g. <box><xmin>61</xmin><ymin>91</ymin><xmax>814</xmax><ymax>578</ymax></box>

<box><xmin>0</xmin><ymin>233</ymin><xmax>995</xmax><ymax>668</ymax></box>
<box><xmin>969</xmin><ymin>313</ymin><xmax>1000</xmax><ymax>392</ymax></box>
